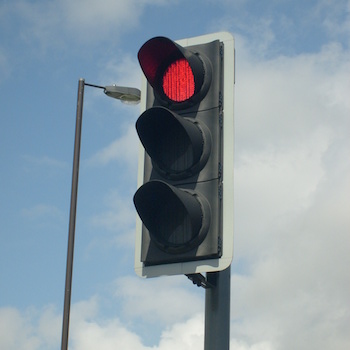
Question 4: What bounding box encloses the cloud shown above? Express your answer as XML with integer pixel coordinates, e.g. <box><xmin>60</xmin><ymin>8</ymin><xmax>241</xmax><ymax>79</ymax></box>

<box><xmin>83</xmin><ymin>122</ymin><xmax>140</xmax><ymax>251</ymax></box>
<box><xmin>315</xmin><ymin>0</ymin><xmax>350</xmax><ymax>39</ymax></box>
<box><xmin>88</xmin><ymin>188</ymin><xmax>136</xmax><ymax>248</ymax></box>
<box><xmin>21</xmin><ymin>203</ymin><xmax>63</xmax><ymax>222</ymax></box>
<box><xmin>61</xmin><ymin>0</ymin><xmax>172</xmax><ymax>36</ymax></box>
<box><xmin>87</xmin><ymin>122</ymin><xmax>139</xmax><ymax>170</ymax></box>
<box><xmin>90</xmin><ymin>190</ymin><xmax>135</xmax><ymax>231</ymax></box>
<box><xmin>212</xmin><ymin>0</ymin><xmax>350</xmax><ymax>57</ymax></box>
<box><xmin>22</xmin><ymin>155</ymin><xmax>68</xmax><ymax>170</ymax></box>
<box><xmin>157</xmin><ymin>314</ymin><xmax>204</xmax><ymax>350</ymax></box>
<box><xmin>70</xmin><ymin>318</ymin><xmax>145</xmax><ymax>350</ymax></box>
<box><xmin>0</xmin><ymin>307</ymin><xmax>36</xmax><ymax>350</ymax></box>
<box><xmin>62</xmin><ymin>0</ymin><xmax>142</xmax><ymax>41</ymax></box>
<box><xmin>0</xmin><ymin>305</ymin><xmax>61</xmax><ymax>350</ymax></box>
<box><xmin>229</xmin><ymin>34</ymin><xmax>350</xmax><ymax>349</ymax></box>
<box><xmin>99</xmin><ymin>54</ymin><xmax>142</xmax><ymax>91</ymax></box>
<box><xmin>234</xmin><ymin>128</ymin><xmax>334</xmax><ymax>260</ymax></box>
<box><xmin>236</xmin><ymin>41</ymin><xmax>349</xmax><ymax>150</ymax></box>
<box><xmin>0</xmin><ymin>298</ymin><xmax>204</xmax><ymax>350</ymax></box>
<box><xmin>229</xmin><ymin>340</ymin><xmax>273</xmax><ymax>350</ymax></box>
<box><xmin>113</xmin><ymin>276</ymin><xmax>203</xmax><ymax>325</ymax></box>
<box><xmin>234</xmin><ymin>35</ymin><xmax>350</xmax><ymax>254</ymax></box>
<box><xmin>10</xmin><ymin>0</ymin><xmax>171</xmax><ymax>48</ymax></box>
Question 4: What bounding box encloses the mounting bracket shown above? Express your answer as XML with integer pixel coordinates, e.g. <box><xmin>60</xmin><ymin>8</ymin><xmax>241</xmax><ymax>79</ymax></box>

<box><xmin>186</xmin><ymin>273</ymin><xmax>215</xmax><ymax>289</ymax></box>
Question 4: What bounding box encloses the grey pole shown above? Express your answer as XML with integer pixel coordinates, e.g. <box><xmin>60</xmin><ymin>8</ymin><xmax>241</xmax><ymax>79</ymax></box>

<box><xmin>61</xmin><ymin>78</ymin><xmax>85</xmax><ymax>350</ymax></box>
<box><xmin>204</xmin><ymin>265</ymin><xmax>231</xmax><ymax>350</ymax></box>
<box><xmin>60</xmin><ymin>79</ymin><xmax>140</xmax><ymax>350</ymax></box>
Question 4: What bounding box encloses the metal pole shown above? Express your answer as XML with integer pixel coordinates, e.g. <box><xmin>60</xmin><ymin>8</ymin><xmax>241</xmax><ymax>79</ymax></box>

<box><xmin>61</xmin><ymin>78</ymin><xmax>85</xmax><ymax>350</ymax></box>
<box><xmin>204</xmin><ymin>265</ymin><xmax>231</xmax><ymax>350</ymax></box>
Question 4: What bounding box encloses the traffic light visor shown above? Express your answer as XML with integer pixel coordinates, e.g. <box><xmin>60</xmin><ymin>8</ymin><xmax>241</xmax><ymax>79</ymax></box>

<box><xmin>136</xmin><ymin>107</ymin><xmax>210</xmax><ymax>179</ymax></box>
<box><xmin>133</xmin><ymin>180</ymin><xmax>210</xmax><ymax>254</ymax></box>
<box><xmin>138</xmin><ymin>36</ymin><xmax>208</xmax><ymax>104</ymax></box>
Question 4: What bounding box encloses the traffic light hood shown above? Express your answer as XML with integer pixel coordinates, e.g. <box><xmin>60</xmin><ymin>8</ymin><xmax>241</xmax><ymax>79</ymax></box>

<box><xmin>138</xmin><ymin>36</ymin><xmax>211</xmax><ymax>105</ymax></box>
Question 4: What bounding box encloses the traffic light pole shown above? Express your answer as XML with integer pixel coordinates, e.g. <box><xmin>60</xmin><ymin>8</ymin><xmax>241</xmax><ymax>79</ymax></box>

<box><xmin>204</xmin><ymin>265</ymin><xmax>231</xmax><ymax>350</ymax></box>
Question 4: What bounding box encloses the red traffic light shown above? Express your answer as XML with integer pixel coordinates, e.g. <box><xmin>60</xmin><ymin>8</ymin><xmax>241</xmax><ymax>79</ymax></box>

<box><xmin>162</xmin><ymin>58</ymin><xmax>195</xmax><ymax>102</ymax></box>
<box><xmin>138</xmin><ymin>36</ymin><xmax>211</xmax><ymax>105</ymax></box>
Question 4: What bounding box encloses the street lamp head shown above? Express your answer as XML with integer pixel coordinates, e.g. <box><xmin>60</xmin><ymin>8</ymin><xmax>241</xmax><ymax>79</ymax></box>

<box><xmin>104</xmin><ymin>85</ymin><xmax>141</xmax><ymax>104</ymax></box>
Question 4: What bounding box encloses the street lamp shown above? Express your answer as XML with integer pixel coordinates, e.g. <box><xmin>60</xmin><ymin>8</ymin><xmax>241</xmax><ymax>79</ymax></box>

<box><xmin>61</xmin><ymin>78</ymin><xmax>141</xmax><ymax>350</ymax></box>
<box><xmin>104</xmin><ymin>85</ymin><xmax>141</xmax><ymax>103</ymax></box>
<box><xmin>84</xmin><ymin>82</ymin><xmax>141</xmax><ymax>103</ymax></box>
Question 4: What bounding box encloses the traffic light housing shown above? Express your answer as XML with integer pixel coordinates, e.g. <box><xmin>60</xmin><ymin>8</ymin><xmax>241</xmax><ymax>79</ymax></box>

<box><xmin>134</xmin><ymin>32</ymin><xmax>234</xmax><ymax>277</ymax></box>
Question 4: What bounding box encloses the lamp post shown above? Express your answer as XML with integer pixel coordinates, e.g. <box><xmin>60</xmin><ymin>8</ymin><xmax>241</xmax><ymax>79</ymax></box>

<box><xmin>61</xmin><ymin>78</ymin><xmax>140</xmax><ymax>350</ymax></box>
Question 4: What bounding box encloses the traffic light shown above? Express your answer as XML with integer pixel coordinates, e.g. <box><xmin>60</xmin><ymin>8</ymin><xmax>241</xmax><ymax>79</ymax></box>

<box><xmin>134</xmin><ymin>32</ymin><xmax>234</xmax><ymax>278</ymax></box>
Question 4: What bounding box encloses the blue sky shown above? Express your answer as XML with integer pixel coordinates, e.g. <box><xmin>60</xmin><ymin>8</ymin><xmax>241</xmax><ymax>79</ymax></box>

<box><xmin>0</xmin><ymin>0</ymin><xmax>349</xmax><ymax>349</ymax></box>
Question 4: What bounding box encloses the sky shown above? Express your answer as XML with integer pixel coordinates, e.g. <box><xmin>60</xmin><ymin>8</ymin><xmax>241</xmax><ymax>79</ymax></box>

<box><xmin>0</xmin><ymin>0</ymin><xmax>349</xmax><ymax>349</ymax></box>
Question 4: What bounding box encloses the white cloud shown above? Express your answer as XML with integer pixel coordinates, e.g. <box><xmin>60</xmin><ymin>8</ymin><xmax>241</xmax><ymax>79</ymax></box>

<box><xmin>236</xmin><ymin>41</ymin><xmax>349</xmax><ymax>150</ymax></box>
<box><xmin>0</xmin><ymin>297</ymin><xmax>204</xmax><ymax>350</ymax></box>
<box><xmin>0</xmin><ymin>307</ymin><xmax>36</xmax><ymax>350</ymax></box>
<box><xmin>70</xmin><ymin>318</ymin><xmax>145</xmax><ymax>350</ymax></box>
<box><xmin>229</xmin><ymin>35</ymin><xmax>350</xmax><ymax>349</ymax></box>
<box><xmin>0</xmin><ymin>305</ymin><xmax>61</xmax><ymax>350</ymax></box>
<box><xmin>234</xmin><ymin>128</ymin><xmax>334</xmax><ymax>259</ymax></box>
<box><xmin>316</xmin><ymin>0</ymin><xmax>350</xmax><ymax>39</ymax></box>
<box><xmin>11</xmin><ymin>0</ymin><xmax>172</xmax><ymax>48</ymax></box>
<box><xmin>21</xmin><ymin>203</ymin><xmax>63</xmax><ymax>222</ymax></box>
<box><xmin>37</xmin><ymin>306</ymin><xmax>62</xmax><ymax>348</ymax></box>
<box><xmin>90</xmin><ymin>192</ymin><xmax>135</xmax><ymax>231</ymax></box>
<box><xmin>14</xmin><ymin>1</ymin><xmax>62</xmax><ymax>48</ymax></box>
<box><xmin>22</xmin><ymin>155</ymin><xmax>68</xmax><ymax>170</ymax></box>
<box><xmin>234</xmin><ymin>35</ymin><xmax>350</xmax><ymax>253</ymax></box>
<box><xmin>100</xmin><ymin>54</ymin><xmax>142</xmax><ymax>91</ymax></box>
<box><xmin>230</xmin><ymin>339</ymin><xmax>274</xmax><ymax>350</ymax></box>
<box><xmin>157</xmin><ymin>314</ymin><xmax>204</xmax><ymax>349</ymax></box>
<box><xmin>113</xmin><ymin>276</ymin><xmax>203</xmax><ymax>325</ymax></box>
<box><xmin>62</xmin><ymin>0</ymin><xmax>142</xmax><ymax>40</ymax></box>
<box><xmin>89</xmin><ymin>188</ymin><xmax>136</xmax><ymax>247</ymax></box>
<box><xmin>84</xmin><ymin>123</ymin><xmax>139</xmax><ymax>250</ymax></box>
<box><xmin>71</xmin><ymin>306</ymin><xmax>203</xmax><ymax>350</ymax></box>
<box><xmin>87</xmin><ymin>122</ymin><xmax>139</xmax><ymax>170</ymax></box>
